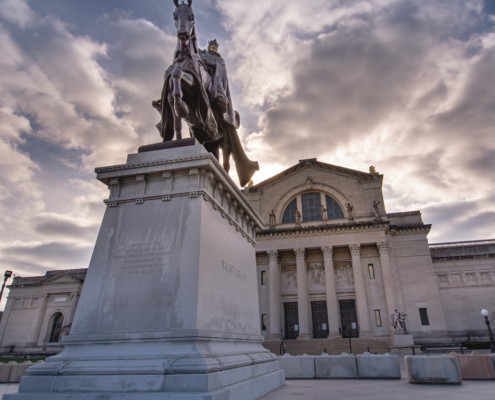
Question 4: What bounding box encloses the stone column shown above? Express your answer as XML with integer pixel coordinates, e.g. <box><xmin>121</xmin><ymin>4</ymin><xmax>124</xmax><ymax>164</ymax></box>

<box><xmin>267</xmin><ymin>250</ymin><xmax>281</xmax><ymax>340</ymax></box>
<box><xmin>321</xmin><ymin>246</ymin><xmax>340</xmax><ymax>337</ymax></box>
<box><xmin>349</xmin><ymin>244</ymin><xmax>372</xmax><ymax>337</ymax></box>
<box><xmin>30</xmin><ymin>294</ymin><xmax>49</xmax><ymax>346</ymax></box>
<box><xmin>377</xmin><ymin>242</ymin><xmax>397</xmax><ymax>318</ymax></box>
<box><xmin>66</xmin><ymin>293</ymin><xmax>81</xmax><ymax>326</ymax></box>
<box><xmin>294</xmin><ymin>248</ymin><xmax>310</xmax><ymax>339</ymax></box>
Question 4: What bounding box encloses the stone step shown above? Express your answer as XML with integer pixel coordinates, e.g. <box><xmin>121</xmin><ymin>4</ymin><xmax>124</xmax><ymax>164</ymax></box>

<box><xmin>262</xmin><ymin>338</ymin><xmax>392</xmax><ymax>356</ymax></box>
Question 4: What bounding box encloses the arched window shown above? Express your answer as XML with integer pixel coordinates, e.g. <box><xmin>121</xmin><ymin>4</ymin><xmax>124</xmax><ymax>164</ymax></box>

<box><xmin>325</xmin><ymin>195</ymin><xmax>344</xmax><ymax>220</ymax></box>
<box><xmin>282</xmin><ymin>198</ymin><xmax>297</xmax><ymax>223</ymax></box>
<box><xmin>301</xmin><ymin>193</ymin><xmax>322</xmax><ymax>222</ymax></box>
<box><xmin>280</xmin><ymin>192</ymin><xmax>345</xmax><ymax>225</ymax></box>
<box><xmin>49</xmin><ymin>313</ymin><xmax>64</xmax><ymax>343</ymax></box>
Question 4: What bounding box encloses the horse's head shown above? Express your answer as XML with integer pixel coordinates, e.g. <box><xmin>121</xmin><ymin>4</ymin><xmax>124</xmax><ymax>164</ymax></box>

<box><xmin>173</xmin><ymin>0</ymin><xmax>194</xmax><ymax>47</ymax></box>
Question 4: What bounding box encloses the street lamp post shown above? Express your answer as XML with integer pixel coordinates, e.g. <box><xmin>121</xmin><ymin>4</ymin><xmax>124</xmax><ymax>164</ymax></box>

<box><xmin>0</xmin><ymin>271</ymin><xmax>13</xmax><ymax>304</ymax></box>
<box><xmin>481</xmin><ymin>309</ymin><xmax>495</xmax><ymax>353</ymax></box>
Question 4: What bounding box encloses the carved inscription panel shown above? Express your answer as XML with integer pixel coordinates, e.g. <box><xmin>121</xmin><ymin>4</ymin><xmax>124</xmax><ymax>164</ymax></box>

<box><xmin>117</xmin><ymin>241</ymin><xmax>166</xmax><ymax>276</ymax></box>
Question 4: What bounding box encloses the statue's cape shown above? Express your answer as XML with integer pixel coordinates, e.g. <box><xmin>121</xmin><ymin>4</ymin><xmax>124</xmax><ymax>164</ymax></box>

<box><xmin>199</xmin><ymin>50</ymin><xmax>259</xmax><ymax>187</ymax></box>
<box><xmin>199</xmin><ymin>50</ymin><xmax>239</xmax><ymax>129</ymax></box>
<box><xmin>159</xmin><ymin>58</ymin><xmax>220</xmax><ymax>142</ymax></box>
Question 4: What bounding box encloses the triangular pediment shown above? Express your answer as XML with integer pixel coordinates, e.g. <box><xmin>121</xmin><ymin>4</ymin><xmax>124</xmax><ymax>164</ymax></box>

<box><xmin>41</xmin><ymin>272</ymin><xmax>83</xmax><ymax>286</ymax></box>
<box><xmin>249</xmin><ymin>159</ymin><xmax>378</xmax><ymax>192</ymax></box>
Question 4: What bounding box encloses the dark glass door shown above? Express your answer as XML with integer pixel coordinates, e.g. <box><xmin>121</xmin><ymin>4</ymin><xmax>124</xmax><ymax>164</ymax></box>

<box><xmin>311</xmin><ymin>301</ymin><xmax>329</xmax><ymax>338</ymax></box>
<box><xmin>284</xmin><ymin>303</ymin><xmax>299</xmax><ymax>339</ymax></box>
<box><xmin>339</xmin><ymin>300</ymin><xmax>358</xmax><ymax>338</ymax></box>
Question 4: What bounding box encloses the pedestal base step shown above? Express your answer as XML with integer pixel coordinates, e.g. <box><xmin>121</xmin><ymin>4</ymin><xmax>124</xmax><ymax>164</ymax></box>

<box><xmin>5</xmin><ymin>362</ymin><xmax>285</xmax><ymax>400</ymax></box>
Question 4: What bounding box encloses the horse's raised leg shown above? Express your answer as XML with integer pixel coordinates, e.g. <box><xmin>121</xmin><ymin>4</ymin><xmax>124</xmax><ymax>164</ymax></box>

<box><xmin>167</xmin><ymin>93</ymin><xmax>182</xmax><ymax>140</ymax></box>
<box><xmin>171</xmin><ymin>66</ymin><xmax>189</xmax><ymax>119</ymax></box>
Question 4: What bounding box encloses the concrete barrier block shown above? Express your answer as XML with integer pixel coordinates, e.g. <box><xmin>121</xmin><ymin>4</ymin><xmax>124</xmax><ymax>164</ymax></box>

<box><xmin>0</xmin><ymin>362</ymin><xmax>15</xmax><ymax>383</ymax></box>
<box><xmin>10</xmin><ymin>362</ymin><xmax>34</xmax><ymax>383</ymax></box>
<box><xmin>405</xmin><ymin>355</ymin><xmax>462</xmax><ymax>384</ymax></box>
<box><xmin>356</xmin><ymin>352</ymin><xmax>401</xmax><ymax>379</ymax></box>
<box><xmin>449</xmin><ymin>352</ymin><xmax>495</xmax><ymax>380</ymax></box>
<box><xmin>315</xmin><ymin>352</ymin><xmax>357</xmax><ymax>378</ymax></box>
<box><xmin>277</xmin><ymin>353</ymin><xmax>315</xmax><ymax>379</ymax></box>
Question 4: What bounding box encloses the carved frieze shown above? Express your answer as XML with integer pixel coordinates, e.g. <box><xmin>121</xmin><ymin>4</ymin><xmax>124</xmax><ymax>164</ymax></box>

<box><xmin>334</xmin><ymin>264</ymin><xmax>354</xmax><ymax>288</ymax></box>
<box><xmin>437</xmin><ymin>274</ymin><xmax>449</xmax><ymax>287</ymax></box>
<box><xmin>480</xmin><ymin>272</ymin><xmax>491</xmax><ymax>283</ymax></box>
<box><xmin>281</xmin><ymin>268</ymin><xmax>297</xmax><ymax>288</ymax></box>
<box><xmin>307</xmin><ymin>263</ymin><xmax>325</xmax><ymax>287</ymax></box>
<box><xmin>465</xmin><ymin>272</ymin><xmax>477</xmax><ymax>284</ymax></box>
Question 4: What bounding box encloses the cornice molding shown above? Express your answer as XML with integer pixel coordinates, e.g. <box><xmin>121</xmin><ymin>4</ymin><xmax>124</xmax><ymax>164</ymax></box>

<box><xmin>257</xmin><ymin>220</ymin><xmax>390</xmax><ymax>238</ymax></box>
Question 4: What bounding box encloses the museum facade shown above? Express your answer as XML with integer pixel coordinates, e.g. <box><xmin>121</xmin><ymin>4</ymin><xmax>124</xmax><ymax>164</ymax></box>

<box><xmin>245</xmin><ymin>158</ymin><xmax>495</xmax><ymax>344</ymax></box>
<box><xmin>0</xmin><ymin>158</ymin><xmax>493</xmax><ymax>356</ymax></box>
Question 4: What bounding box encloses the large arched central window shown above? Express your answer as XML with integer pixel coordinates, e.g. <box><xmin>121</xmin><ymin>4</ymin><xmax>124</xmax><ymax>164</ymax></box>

<box><xmin>281</xmin><ymin>192</ymin><xmax>345</xmax><ymax>224</ymax></box>
<box><xmin>301</xmin><ymin>193</ymin><xmax>322</xmax><ymax>222</ymax></box>
<box><xmin>49</xmin><ymin>313</ymin><xmax>64</xmax><ymax>343</ymax></box>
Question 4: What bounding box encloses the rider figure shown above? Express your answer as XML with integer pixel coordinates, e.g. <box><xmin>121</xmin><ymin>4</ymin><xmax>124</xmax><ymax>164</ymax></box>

<box><xmin>199</xmin><ymin>39</ymin><xmax>233</xmax><ymax>120</ymax></box>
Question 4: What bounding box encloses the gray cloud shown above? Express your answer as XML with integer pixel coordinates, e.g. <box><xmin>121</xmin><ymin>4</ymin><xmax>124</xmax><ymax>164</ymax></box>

<box><xmin>31</xmin><ymin>213</ymin><xmax>100</xmax><ymax>242</ymax></box>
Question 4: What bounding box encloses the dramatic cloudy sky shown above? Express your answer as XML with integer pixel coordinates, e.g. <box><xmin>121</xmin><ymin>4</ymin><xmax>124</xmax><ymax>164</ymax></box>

<box><xmin>0</xmin><ymin>0</ymin><xmax>494</xmax><ymax>307</ymax></box>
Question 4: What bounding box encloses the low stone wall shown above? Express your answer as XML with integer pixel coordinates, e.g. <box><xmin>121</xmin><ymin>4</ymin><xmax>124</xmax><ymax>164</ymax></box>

<box><xmin>278</xmin><ymin>352</ymin><xmax>400</xmax><ymax>379</ymax></box>
<box><xmin>315</xmin><ymin>353</ymin><xmax>357</xmax><ymax>378</ymax></box>
<box><xmin>277</xmin><ymin>354</ymin><xmax>315</xmax><ymax>379</ymax></box>
<box><xmin>0</xmin><ymin>361</ymin><xmax>44</xmax><ymax>383</ymax></box>
<box><xmin>356</xmin><ymin>353</ymin><xmax>401</xmax><ymax>379</ymax></box>
<box><xmin>405</xmin><ymin>355</ymin><xmax>462</xmax><ymax>384</ymax></box>
<box><xmin>449</xmin><ymin>352</ymin><xmax>495</xmax><ymax>380</ymax></box>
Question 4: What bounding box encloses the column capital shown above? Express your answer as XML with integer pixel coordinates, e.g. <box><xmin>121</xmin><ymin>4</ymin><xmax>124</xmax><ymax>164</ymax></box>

<box><xmin>349</xmin><ymin>244</ymin><xmax>361</xmax><ymax>256</ymax></box>
<box><xmin>321</xmin><ymin>246</ymin><xmax>333</xmax><ymax>258</ymax></box>
<box><xmin>377</xmin><ymin>241</ymin><xmax>389</xmax><ymax>254</ymax></box>
<box><xmin>294</xmin><ymin>248</ymin><xmax>306</xmax><ymax>259</ymax></box>
<box><xmin>266</xmin><ymin>250</ymin><xmax>278</xmax><ymax>261</ymax></box>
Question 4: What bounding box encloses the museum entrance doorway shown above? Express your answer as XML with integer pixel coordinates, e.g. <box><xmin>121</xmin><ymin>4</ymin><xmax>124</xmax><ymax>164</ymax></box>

<box><xmin>339</xmin><ymin>300</ymin><xmax>358</xmax><ymax>338</ymax></box>
<box><xmin>311</xmin><ymin>301</ymin><xmax>329</xmax><ymax>338</ymax></box>
<box><xmin>284</xmin><ymin>302</ymin><xmax>299</xmax><ymax>339</ymax></box>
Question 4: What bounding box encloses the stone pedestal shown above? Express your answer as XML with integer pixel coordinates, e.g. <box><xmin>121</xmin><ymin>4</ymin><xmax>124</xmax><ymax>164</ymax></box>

<box><xmin>389</xmin><ymin>334</ymin><xmax>421</xmax><ymax>354</ymax></box>
<box><xmin>6</xmin><ymin>143</ymin><xmax>284</xmax><ymax>399</ymax></box>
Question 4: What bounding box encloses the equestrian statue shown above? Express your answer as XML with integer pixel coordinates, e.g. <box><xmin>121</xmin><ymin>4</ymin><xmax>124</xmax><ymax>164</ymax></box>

<box><xmin>152</xmin><ymin>0</ymin><xmax>259</xmax><ymax>187</ymax></box>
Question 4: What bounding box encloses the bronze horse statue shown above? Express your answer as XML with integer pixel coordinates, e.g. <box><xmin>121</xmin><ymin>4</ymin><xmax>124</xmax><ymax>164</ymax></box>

<box><xmin>152</xmin><ymin>0</ymin><xmax>259</xmax><ymax>187</ymax></box>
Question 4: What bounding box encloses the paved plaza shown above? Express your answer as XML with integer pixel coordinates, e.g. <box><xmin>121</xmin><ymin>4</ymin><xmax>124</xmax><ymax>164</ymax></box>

<box><xmin>1</xmin><ymin>378</ymin><xmax>494</xmax><ymax>399</ymax></box>
<box><xmin>259</xmin><ymin>378</ymin><xmax>495</xmax><ymax>400</ymax></box>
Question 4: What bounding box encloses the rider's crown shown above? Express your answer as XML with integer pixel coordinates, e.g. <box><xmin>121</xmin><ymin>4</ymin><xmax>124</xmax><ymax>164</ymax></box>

<box><xmin>208</xmin><ymin>39</ymin><xmax>219</xmax><ymax>53</ymax></box>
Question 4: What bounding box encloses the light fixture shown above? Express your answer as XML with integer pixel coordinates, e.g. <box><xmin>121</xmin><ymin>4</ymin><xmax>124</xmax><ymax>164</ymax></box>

<box><xmin>481</xmin><ymin>309</ymin><xmax>489</xmax><ymax>317</ymax></box>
